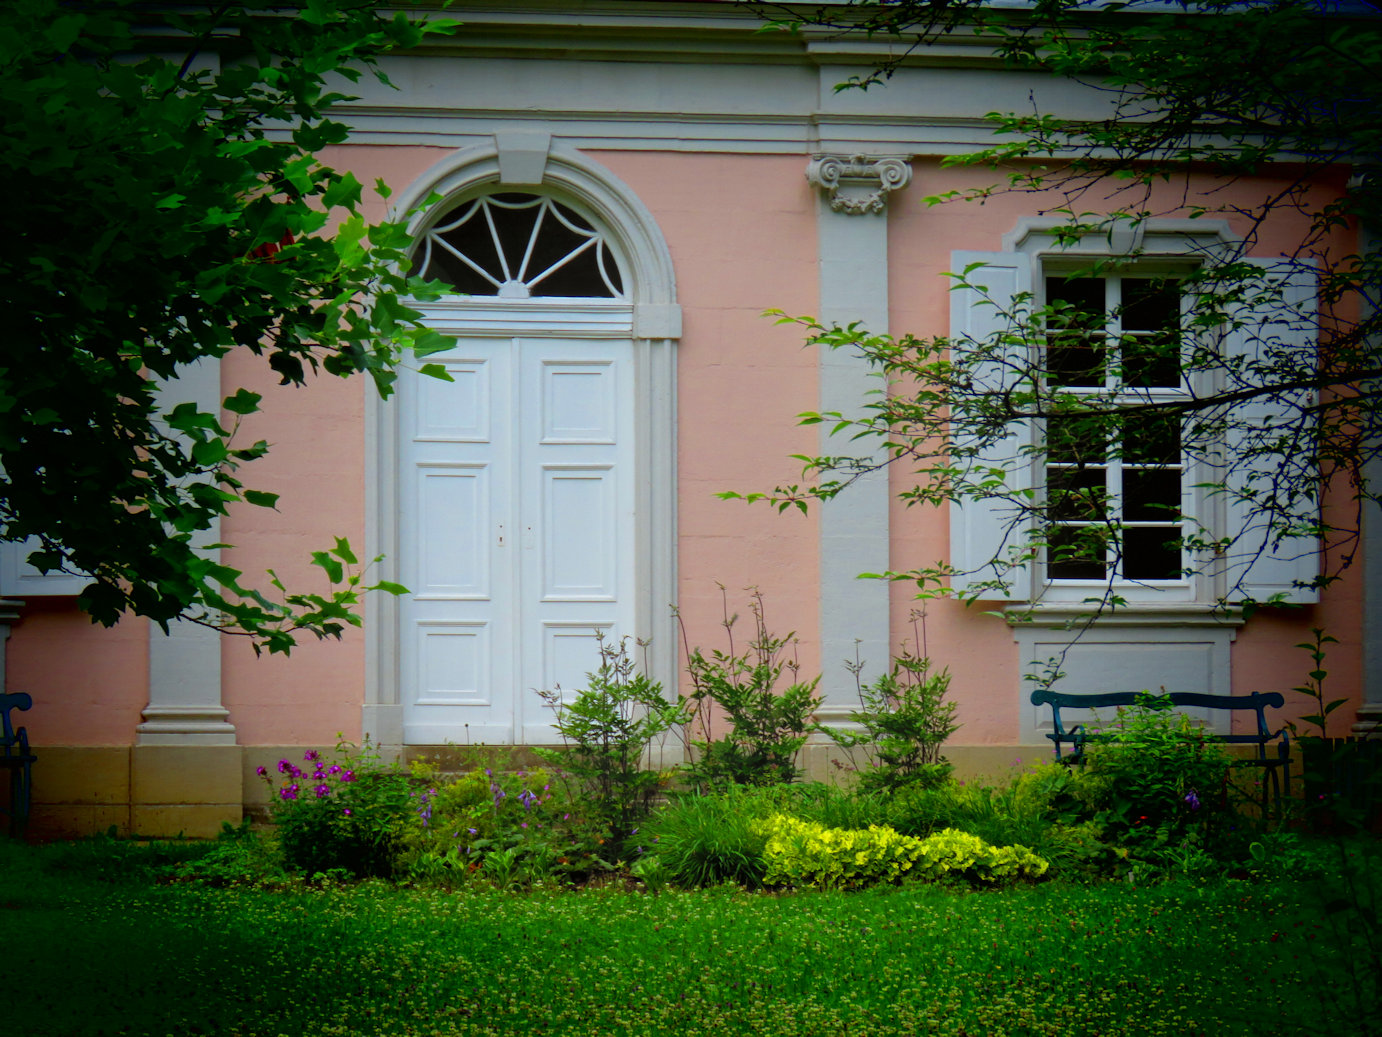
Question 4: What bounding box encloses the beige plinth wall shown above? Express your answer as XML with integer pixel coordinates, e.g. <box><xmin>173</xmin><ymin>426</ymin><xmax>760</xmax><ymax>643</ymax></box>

<box><xmin>28</xmin><ymin>745</ymin><xmax>243</xmax><ymax>840</ymax></box>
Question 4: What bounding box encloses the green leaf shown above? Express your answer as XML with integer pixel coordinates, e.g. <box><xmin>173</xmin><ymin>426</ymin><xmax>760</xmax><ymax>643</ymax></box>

<box><xmin>417</xmin><ymin>363</ymin><xmax>454</xmax><ymax>382</ymax></box>
<box><xmin>243</xmin><ymin>490</ymin><xmax>280</xmax><ymax>508</ymax></box>
<box><xmin>223</xmin><ymin>389</ymin><xmax>263</xmax><ymax>416</ymax></box>
<box><xmin>310</xmin><ymin>551</ymin><xmax>345</xmax><ymax>584</ymax></box>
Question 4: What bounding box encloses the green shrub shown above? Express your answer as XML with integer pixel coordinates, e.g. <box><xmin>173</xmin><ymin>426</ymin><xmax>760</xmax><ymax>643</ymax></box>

<box><xmin>172</xmin><ymin>822</ymin><xmax>288</xmax><ymax>887</ymax></box>
<box><xmin>678</xmin><ymin>588</ymin><xmax>822</xmax><ymax>789</ymax></box>
<box><xmin>828</xmin><ymin>628</ymin><xmax>957</xmax><ymax>792</ymax></box>
<box><xmin>40</xmin><ymin>830</ymin><xmax>216</xmax><ymax>884</ymax></box>
<box><xmin>536</xmin><ymin>636</ymin><xmax>688</xmax><ymax>856</ymax></box>
<box><xmin>259</xmin><ymin>742</ymin><xmax>415</xmax><ymax>879</ymax></box>
<box><xmin>1080</xmin><ymin>694</ymin><xmax>1234</xmax><ymax>861</ymax></box>
<box><xmin>773</xmin><ymin>781</ymin><xmax>893</xmax><ymax>832</ymax></box>
<box><xmin>880</xmin><ymin>766</ymin><xmax>1111</xmax><ymax>876</ymax></box>
<box><xmin>398</xmin><ymin>765</ymin><xmax>609</xmax><ymax>886</ymax></box>
<box><xmin>756</xmin><ymin>813</ymin><xmax>1048</xmax><ymax>890</ymax></box>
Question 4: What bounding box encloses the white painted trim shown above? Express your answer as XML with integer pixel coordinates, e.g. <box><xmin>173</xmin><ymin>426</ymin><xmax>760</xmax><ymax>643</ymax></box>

<box><xmin>809</xmin><ymin>156</ymin><xmax>900</xmax><ymax>718</ymax></box>
<box><xmin>138</xmin><ymin>357</ymin><xmax>234</xmax><ymax>745</ymax></box>
<box><xmin>1014</xmin><ymin>620</ymin><xmax>1242</xmax><ymax>744</ymax></box>
<box><xmin>369</xmin><ymin>142</ymin><xmax>679</xmax><ymax>748</ymax></box>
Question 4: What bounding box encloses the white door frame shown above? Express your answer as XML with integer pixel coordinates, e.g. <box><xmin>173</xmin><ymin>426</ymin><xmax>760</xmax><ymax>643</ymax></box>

<box><xmin>364</xmin><ymin>138</ymin><xmax>680</xmax><ymax>749</ymax></box>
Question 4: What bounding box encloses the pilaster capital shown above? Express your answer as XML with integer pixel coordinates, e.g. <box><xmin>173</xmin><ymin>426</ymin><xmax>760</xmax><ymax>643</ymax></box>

<box><xmin>806</xmin><ymin>153</ymin><xmax>912</xmax><ymax>215</ymax></box>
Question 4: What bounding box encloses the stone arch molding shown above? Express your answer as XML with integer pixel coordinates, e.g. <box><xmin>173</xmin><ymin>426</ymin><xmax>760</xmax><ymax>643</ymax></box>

<box><xmin>391</xmin><ymin>133</ymin><xmax>681</xmax><ymax>336</ymax></box>
<box><xmin>364</xmin><ymin>134</ymin><xmax>680</xmax><ymax>749</ymax></box>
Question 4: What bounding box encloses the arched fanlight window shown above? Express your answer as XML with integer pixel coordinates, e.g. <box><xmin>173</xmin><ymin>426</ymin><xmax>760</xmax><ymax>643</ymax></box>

<box><xmin>415</xmin><ymin>192</ymin><xmax>625</xmax><ymax>299</ymax></box>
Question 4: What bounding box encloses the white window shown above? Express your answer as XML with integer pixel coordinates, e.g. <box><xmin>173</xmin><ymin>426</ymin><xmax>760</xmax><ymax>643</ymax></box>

<box><xmin>415</xmin><ymin>193</ymin><xmax>625</xmax><ymax>300</ymax></box>
<box><xmin>949</xmin><ymin>219</ymin><xmax>1319</xmax><ymax>607</ymax></box>
<box><xmin>1041</xmin><ymin>268</ymin><xmax>1193</xmax><ymax>595</ymax></box>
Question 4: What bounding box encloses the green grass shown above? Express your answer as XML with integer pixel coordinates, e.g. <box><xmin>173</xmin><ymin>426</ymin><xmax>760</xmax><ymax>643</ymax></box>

<box><xmin>6</xmin><ymin>836</ymin><xmax>1372</xmax><ymax>1037</ymax></box>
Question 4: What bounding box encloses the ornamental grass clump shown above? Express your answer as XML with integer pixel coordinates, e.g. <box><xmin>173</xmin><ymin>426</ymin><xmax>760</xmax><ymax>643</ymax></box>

<box><xmin>645</xmin><ymin>786</ymin><xmax>779</xmax><ymax>888</ymax></box>
<box><xmin>756</xmin><ymin>813</ymin><xmax>1047</xmax><ymax>890</ymax></box>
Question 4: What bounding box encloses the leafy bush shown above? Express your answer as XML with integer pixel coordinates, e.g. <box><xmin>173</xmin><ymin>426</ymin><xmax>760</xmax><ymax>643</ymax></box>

<box><xmin>881</xmin><ymin>766</ymin><xmax>1112</xmax><ymax>876</ymax></box>
<box><xmin>259</xmin><ymin>742</ymin><xmax>415</xmax><ymax>878</ymax></box>
<box><xmin>756</xmin><ymin>813</ymin><xmax>1048</xmax><ymax>890</ymax></box>
<box><xmin>829</xmin><ymin>626</ymin><xmax>957</xmax><ymax>792</ymax></box>
<box><xmin>161</xmin><ymin>820</ymin><xmax>287</xmax><ymax>887</ymax></box>
<box><xmin>398</xmin><ymin>765</ymin><xmax>611</xmax><ymax>886</ymax></box>
<box><xmin>1079</xmin><ymin>694</ymin><xmax>1233</xmax><ymax>859</ymax></box>
<box><xmin>39</xmin><ymin>830</ymin><xmax>216</xmax><ymax>884</ymax></box>
<box><xmin>536</xmin><ymin>636</ymin><xmax>688</xmax><ymax>856</ymax></box>
<box><xmin>678</xmin><ymin>588</ymin><xmax>822</xmax><ymax>789</ymax></box>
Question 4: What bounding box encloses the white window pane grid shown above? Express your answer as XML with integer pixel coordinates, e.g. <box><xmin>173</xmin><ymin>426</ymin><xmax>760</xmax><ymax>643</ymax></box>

<box><xmin>1042</xmin><ymin>273</ymin><xmax>1189</xmax><ymax>586</ymax></box>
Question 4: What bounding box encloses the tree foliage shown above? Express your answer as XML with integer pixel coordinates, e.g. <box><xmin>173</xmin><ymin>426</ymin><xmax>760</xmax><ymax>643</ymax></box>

<box><xmin>1</xmin><ymin>0</ymin><xmax>458</xmax><ymax>651</ymax></box>
<box><xmin>740</xmin><ymin>0</ymin><xmax>1381</xmax><ymax>608</ymax></box>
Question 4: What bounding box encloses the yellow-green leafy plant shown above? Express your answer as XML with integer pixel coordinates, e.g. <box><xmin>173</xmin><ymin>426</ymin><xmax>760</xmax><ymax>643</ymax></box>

<box><xmin>756</xmin><ymin>813</ymin><xmax>1047</xmax><ymax>890</ymax></box>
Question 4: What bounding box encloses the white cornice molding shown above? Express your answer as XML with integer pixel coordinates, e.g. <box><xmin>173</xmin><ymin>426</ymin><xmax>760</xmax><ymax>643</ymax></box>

<box><xmin>806</xmin><ymin>153</ymin><xmax>913</xmax><ymax>214</ymax></box>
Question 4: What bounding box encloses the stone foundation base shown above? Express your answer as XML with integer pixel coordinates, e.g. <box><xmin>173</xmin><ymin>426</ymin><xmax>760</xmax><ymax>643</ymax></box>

<box><xmin>23</xmin><ymin>740</ymin><xmax>1335</xmax><ymax>840</ymax></box>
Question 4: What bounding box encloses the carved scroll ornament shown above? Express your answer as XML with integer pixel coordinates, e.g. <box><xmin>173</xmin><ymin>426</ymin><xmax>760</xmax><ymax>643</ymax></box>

<box><xmin>806</xmin><ymin>154</ymin><xmax>913</xmax><ymax>215</ymax></box>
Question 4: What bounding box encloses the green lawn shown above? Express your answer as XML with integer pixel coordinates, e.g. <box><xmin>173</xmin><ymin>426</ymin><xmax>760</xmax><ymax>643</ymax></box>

<box><xmin>4</xmin><ymin>838</ymin><xmax>1369</xmax><ymax>1037</ymax></box>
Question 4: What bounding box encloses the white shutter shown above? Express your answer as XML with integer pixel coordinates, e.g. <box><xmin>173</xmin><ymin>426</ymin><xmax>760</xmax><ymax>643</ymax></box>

<box><xmin>0</xmin><ymin>537</ymin><xmax>89</xmax><ymax>597</ymax></box>
<box><xmin>1215</xmin><ymin>257</ymin><xmax>1320</xmax><ymax>604</ymax></box>
<box><xmin>948</xmin><ymin>250</ymin><xmax>1035</xmax><ymax>601</ymax></box>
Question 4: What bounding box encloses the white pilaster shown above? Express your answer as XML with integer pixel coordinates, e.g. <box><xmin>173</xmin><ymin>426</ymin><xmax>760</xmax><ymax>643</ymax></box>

<box><xmin>808</xmin><ymin>154</ymin><xmax>911</xmax><ymax>721</ymax></box>
<box><xmin>137</xmin><ymin>359</ymin><xmax>234</xmax><ymax>746</ymax></box>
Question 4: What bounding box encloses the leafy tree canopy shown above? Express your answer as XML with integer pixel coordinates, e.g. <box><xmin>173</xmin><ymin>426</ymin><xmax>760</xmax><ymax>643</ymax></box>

<box><xmin>1</xmin><ymin>0</ymin><xmax>459</xmax><ymax>652</ymax></box>
<box><xmin>740</xmin><ymin>0</ymin><xmax>1381</xmax><ymax>609</ymax></box>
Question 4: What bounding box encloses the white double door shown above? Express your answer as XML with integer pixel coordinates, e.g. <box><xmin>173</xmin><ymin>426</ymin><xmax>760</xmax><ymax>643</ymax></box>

<box><xmin>399</xmin><ymin>334</ymin><xmax>635</xmax><ymax>744</ymax></box>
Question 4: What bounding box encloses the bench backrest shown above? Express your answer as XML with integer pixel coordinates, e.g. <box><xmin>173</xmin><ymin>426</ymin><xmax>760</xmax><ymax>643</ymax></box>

<box><xmin>1029</xmin><ymin>689</ymin><xmax>1287</xmax><ymax>757</ymax></box>
<box><xmin>0</xmin><ymin>691</ymin><xmax>33</xmax><ymax>755</ymax></box>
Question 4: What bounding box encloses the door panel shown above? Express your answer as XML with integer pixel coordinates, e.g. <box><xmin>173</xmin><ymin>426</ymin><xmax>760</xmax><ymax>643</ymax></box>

<box><xmin>401</xmin><ymin>335</ymin><xmax>633</xmax><ymax>744</ymax></box>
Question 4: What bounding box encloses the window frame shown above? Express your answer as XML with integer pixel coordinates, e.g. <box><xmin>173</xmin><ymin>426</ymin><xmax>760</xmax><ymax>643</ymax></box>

<box><xmin>1036</xmin><ymin>258</ymin><xmax>1208</xmax><ymax>604</ymax></box>
<box><xmin>948</xmin><ymin>216</ymin><xmax>1318</xmax><ymax>608</ymax></box>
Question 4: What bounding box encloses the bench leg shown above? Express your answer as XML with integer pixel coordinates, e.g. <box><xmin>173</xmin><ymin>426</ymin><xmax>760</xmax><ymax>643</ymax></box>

<box><xmin>8</xmin><ymin>762</ymin><xmax>31</xmax><ymax>838</ymax></box>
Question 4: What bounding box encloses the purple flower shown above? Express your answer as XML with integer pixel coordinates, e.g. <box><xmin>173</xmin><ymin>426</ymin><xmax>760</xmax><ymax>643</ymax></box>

<box><xmin>255</xmin><ymin>765</ymin><xmax>267</xmax><ymax>777</ymax></box>
<box><xmin>280</xmin><ymin>784</ymin><xmax>300</xmax><ymax>801</ymax></box>
<box><xmin>304</xmin><ymin>749</ymin><xmax>321</xmax><ymax>762</ymax></box>
<box><xmin>341</xmin><ymin>770</ymin><xmax>356</xmax><ymax>783</ymax></box>
<box><xmin>277</xmin><ymin>759</ymin><xmax>292</xmax><ymax>774</ymax></box>
<box><xmin>1184</xmin><ymin>790</ymin><xmax>1202</xmax><ymax>811</ymax></box>
<box><xmin>468</xmin><ymin>827</ymin><xmax>478</xmax><ymax>835</ymax></box>
<box><xmin>328</xmin><ymin>764</ymin><xmax>342</xmax><ymax>775</ymax></box>
<box><xmin>343</xmin><ymin>808</ymin><xmax>352</xmax><ymax>817</ymax></box>
<box><xmin>314</xmin><ymin>783</ymin><xmax>331</xmax><ymax>799</ymax></box>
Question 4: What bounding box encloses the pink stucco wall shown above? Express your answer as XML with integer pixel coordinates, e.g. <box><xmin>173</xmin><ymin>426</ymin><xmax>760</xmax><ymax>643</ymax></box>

<box><xmin>885</xmin><ymin>160</ymin><xmax>1363</xmax><ymax>742</ymax></box>
<box><xmin>8</xmin><ymin>603</ymin><xmax>148</xmax><ymax>745</ymax></box>
<box><xmin>592</xmin><ymin>151</ymin><xmax>824</xmax><ymax>683</ymax></box>
<box><xmin>5</xmin><ymin>144</ymin><xmax>1364</xmax><ymax>749</ymax></box>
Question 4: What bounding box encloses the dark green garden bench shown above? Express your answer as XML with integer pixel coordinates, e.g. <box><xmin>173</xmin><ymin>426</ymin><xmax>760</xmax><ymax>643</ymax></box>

<box><xmin>0</xmin><ymin>692</ymin><xmax>36</xmax><ymax>836</ymax></box>
<box><xmin>1029</xmin><ymin>689</ymin><xmax>1291</xmax><ymax>814</ymax></box>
